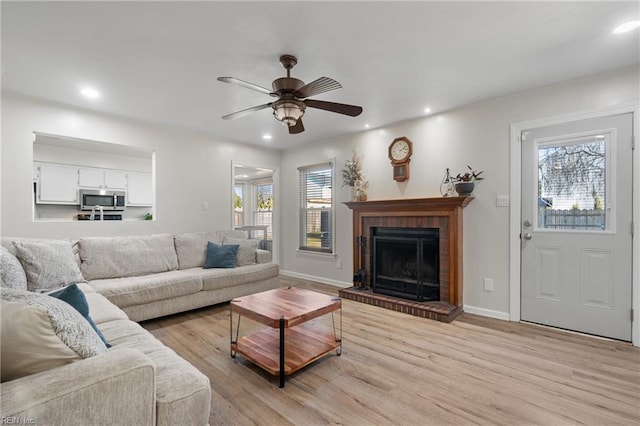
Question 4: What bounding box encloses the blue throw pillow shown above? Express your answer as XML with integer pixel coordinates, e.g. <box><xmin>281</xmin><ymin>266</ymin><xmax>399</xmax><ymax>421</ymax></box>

<box><xmin>48</xmin><ymin>284</ymin><xmax>111</xmax><ymax>348</ymax></box>
<box><xmin>204</xmin><ymin>242</ymin><xmax>239</xmax><ymax>269</ymax></box>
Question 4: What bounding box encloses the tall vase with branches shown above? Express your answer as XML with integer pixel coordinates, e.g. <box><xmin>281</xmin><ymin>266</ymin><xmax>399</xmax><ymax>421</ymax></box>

<box><xmin>341</xmin><ymin>153</ymin><xmax>369</xmax><ymax>201</ymax></box>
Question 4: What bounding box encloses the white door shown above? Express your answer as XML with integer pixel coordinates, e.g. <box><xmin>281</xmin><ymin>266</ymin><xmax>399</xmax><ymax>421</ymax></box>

<box><xmin>521</xmin><ymin>113</ymin><xmax>633</xmax><ymax>341</ymax></box>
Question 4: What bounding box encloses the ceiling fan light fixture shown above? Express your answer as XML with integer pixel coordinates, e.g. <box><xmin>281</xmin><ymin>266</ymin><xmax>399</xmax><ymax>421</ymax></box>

<box><xmin>273</xmin><ymin>99</ymin><xmax>306</xmax><ymax>126</ymax></box>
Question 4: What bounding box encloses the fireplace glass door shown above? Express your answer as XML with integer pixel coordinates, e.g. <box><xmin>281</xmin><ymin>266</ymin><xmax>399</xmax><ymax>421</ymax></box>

<box><xmin>372</xmin><ymin>228</ymin><xmax>439</xmax><ymax>301</ymax></box>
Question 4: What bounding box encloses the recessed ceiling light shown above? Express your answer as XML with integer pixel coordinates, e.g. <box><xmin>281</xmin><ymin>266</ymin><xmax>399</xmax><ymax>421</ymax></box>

<box><xmin>80</xmin><ymin>87</ymin><xmax>100</xmax><ymax>99</ymax></box>
<box><xmin>424</xmin><ymin>107</ymin><xmax>432</xmax><ymax>114</ymax></box>
<box><xmin>262</xmin><ymin>134</ymin><xmax>272</xmax><ymax>140</ymax></box>
<box><xmin>613</xmin><ymin>20</ymin><xmax>640</xmax><ymax>34</ymax></box>
<box><xmin>364</xmin><ymin>124</ymin><xmax>370</xmax><ymax>129</ymax></box>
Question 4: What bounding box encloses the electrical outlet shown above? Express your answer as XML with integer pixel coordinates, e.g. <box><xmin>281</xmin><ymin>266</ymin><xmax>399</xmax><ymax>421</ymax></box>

<box><xmin>483</xmin><ymin>278</ymin><xmax>494</xmax><ymax>292</ymax></box>
<box><xmin>336</xmin><ymin>259</ymin><xmax>342</xmax><ymax>269</ymax></box>
<box><xmin>202</xmin><ymin>201</ymin><xmax>209</xmax><ymax>211</ymax></box>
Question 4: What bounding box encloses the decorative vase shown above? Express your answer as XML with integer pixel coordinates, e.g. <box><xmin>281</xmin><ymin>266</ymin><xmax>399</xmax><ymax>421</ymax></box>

<box><xmin>348</xmin><ymin>186</ymin><xmax>357</xmax><ymax>202</ymax></box>
<box><xmin>356</xmin><ymin>188</ymin><xmax>367</xmax><ymax>202</ymax></box>
<box><xmin>454</xmin><ymin>182</ymin><xmax>475</xmax><ymax>196</ymax></box>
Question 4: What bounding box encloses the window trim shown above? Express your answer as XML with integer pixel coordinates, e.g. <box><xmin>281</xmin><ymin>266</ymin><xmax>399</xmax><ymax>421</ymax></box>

<box><xmin>297</xmin><ymin>160</ymin><xmax>335</xmax><ymax>254</ymax></box>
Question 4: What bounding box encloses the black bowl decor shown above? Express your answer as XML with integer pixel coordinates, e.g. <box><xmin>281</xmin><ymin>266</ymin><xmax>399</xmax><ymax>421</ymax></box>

<box><xmin>455</xmin><ymin>182</ymin><xmax>475</xmax><ymax>196</ymax></box>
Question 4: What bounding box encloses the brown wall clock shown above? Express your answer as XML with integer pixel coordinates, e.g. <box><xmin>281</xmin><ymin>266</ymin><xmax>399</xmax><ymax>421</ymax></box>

<box><xmin>388</xmin><ymin>137</ymin><xmax>412</xmax><ymax>182</ymax></box>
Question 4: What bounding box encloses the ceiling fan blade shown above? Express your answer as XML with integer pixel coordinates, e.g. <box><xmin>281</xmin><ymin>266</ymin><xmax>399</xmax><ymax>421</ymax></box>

<box><xmin>217</xmin><ymin>77</ymin><xmax>275</xmax><ymax>96</ymax></box>
<box><xmin>304</xmin><ymin>99</ymin><xmax>363</xmax><ymax>117</ymax></box>
<box><xmin>295</xmin><ymin>77</ymin><xmax>342</xmax><ymax>98</ymax></box>
<box><xmin>289</xmin><ymin>119</ymin><xmax>305</xmax><ymax>134</ymax></box>
<box><xmin>222</xmin><ymin>103</ymin><xmax>272</xmax><ymax>120</ymax></box>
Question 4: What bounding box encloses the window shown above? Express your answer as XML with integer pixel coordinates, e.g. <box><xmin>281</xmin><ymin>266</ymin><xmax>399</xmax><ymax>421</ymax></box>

<box><xmin>298</xmin><ymin>162</ymin><xmax>334</xmax><ymax>253</ymax></box>
<box><xmin>233</xmin><ymin>184</ymin><xmax>244</xmax><ymax>227</ymax></box>
<box><xmin>537</xmin><ymin>135</ymin><xmax>608</xmax><ymax>231</ymax></box>
<box><xmin>254</xmin><ymin>182</ymin><xmax>273</xmax><ymax>239</ymax></box>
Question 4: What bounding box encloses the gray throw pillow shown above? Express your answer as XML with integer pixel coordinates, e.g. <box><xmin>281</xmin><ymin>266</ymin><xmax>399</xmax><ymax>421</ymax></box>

<box><xmin>223</xmin><ymin>237</ymin><xmax>259</xmax><ymax>266</ymax></box>
<box><xmin>0</xmin><ymin>246</ymin><xmax>28</xmax><ymax>291</ymax></box>
<box><xmin>0</xmin><ymin>287</ymin><xmax>107</xmax><ymax>360</ymax></box>
<box><xmin>79</xmin><ymin>234</ymin><xmax>178</xmax><ymax>280</ymax></box>
<box><xmin>13</xmin><ymin>240</ymin><xmax>85</xmax><ymax>292</ymax></box>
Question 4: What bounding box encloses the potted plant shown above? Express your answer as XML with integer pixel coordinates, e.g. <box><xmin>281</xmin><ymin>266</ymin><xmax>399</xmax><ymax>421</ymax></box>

<box><xmin>453</xmin><ymin>165</ymin><xmax>484</xmax><ymax>196</ymax></box>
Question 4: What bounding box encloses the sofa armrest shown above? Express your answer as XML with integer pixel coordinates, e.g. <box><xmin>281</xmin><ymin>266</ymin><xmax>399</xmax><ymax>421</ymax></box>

<box><xmin>256</xmin><ymin>248</ymin><xmax>272</xmax><ymax>263</ymax></box>
<box><xmin>1</xmin><ymin>348</ymin><xmax>156</xmax><ymax>426</ymax></box>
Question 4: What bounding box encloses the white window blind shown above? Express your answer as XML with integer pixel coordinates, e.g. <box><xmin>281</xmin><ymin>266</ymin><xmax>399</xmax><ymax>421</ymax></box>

<box><xmin>298</xmin><ymin>162</ymin><xmax>333</xmax><ymax>253</ymax></box>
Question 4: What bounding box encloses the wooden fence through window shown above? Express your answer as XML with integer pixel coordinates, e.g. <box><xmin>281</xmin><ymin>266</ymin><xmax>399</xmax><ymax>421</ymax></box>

<box><xmin>539</xmin><ymin>209</ymin><xmax>605</xmax><ymax>230</ymax></box>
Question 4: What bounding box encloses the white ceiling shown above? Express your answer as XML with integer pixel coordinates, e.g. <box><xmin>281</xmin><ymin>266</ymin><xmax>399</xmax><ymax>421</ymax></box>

<box><xmin>2</xmin><ymin>1</ymin><xmax>638</xmax><ymax>150</ymax></box>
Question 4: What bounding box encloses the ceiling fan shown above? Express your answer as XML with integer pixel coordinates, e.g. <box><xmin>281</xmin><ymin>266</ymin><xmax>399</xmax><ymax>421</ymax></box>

<box><xmin>217</xmin><ymin>54</ymin><xmax>363</xmax><ymax>134</ymax></box>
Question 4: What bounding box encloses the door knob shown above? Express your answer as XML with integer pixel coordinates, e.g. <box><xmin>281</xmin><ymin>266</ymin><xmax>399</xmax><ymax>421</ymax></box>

<box><xmin>523</xmin><ymin>233</ymin><xmax>532</xmax><ymax>240</ymax></box>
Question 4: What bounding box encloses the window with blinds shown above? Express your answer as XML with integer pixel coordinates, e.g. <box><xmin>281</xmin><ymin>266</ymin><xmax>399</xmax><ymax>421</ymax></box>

<box><xmin>298</xmin><ymin>162</ymin><xmax>334</xmax><ymax>253</ymax></box>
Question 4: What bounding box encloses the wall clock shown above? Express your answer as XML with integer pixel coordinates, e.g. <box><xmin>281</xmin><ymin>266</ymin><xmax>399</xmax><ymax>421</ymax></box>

<box><xmin>388</xmin><ymin>137</ymin><xmax>413</xmax><ymax>182</ymax></box>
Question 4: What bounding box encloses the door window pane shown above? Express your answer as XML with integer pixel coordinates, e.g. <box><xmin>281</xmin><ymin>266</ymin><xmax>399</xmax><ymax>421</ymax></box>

<box><xmin>537</xmin><ymin>136</ymin><xmax>606</xmax><ymax>231</ymax></box>
<box><xmin>254</xmin><ymin>182</ymin><xmax>273</xmax><ymax>239</ymax></box>
<box><xmin>234</xmin><ymin>184</ymin><xmax>243</xmax><ymax>227</ymax></box>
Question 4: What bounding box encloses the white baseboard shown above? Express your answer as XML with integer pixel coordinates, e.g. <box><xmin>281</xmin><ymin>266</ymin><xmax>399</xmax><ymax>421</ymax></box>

<box><xmin>279</xmin><ymin>270</ymin><xmax>351</xmax><ymax>288</ymax></box>
<box><xmin>463</xmin><ymin>305</ymin><xmax>510</xmax><ymax>321</ymax></box>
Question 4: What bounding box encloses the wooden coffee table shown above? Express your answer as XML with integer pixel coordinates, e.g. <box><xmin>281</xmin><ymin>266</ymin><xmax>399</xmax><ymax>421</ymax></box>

<box><xmin>230</xmin><ymin>286</ymin><xmax>342</xmax><ymax>387</ymax></box>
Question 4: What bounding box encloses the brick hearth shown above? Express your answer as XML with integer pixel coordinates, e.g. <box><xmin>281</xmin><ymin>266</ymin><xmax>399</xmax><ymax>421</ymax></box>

<box><xmin>339</xmin><ymin>287</ymin><xmax>463</xmax><ymax>322</ymax></box>
<box><xmin>343</xmin><ymin>196</ymin><xmax>472</xmax><ymax>321</ymax></box>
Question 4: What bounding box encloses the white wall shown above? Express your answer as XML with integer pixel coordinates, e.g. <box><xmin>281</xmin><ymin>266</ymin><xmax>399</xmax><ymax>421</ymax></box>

<box><xmin>1</xmin><ymin>93</ymin><xmax>280</xmax><ymax>239</ymax></box>
<box><xmin>279</xmin><ymin>65</ymin><xmax>639</xmax><ymax>317</ymax></box>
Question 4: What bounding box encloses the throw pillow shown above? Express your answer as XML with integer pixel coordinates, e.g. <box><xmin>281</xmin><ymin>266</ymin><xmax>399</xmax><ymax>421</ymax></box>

<box><xmin>48</xmin><ymin>284</ymin><xmax>111</xmax><ymax>348</ymax></box>
<box><xmin>223</xmin><ymin>237</ymin><xmax>259</xmax><ymax>266</ymax></box>
<box><xmin>0</xmin><ymin>246</ymin><xmax>28</xmax><ymax>291</ymax></box>
<box><xmin>204</xmin><ymin>242</ymin><xmax>238</xmax><ymax>269</ymax></box>
<box><xmin>79</xmin><ymin>234</ymin><xmax>178</xmax><ymax>280</ymax></box>
<box><xmin>13</xmin><ymin>240</ymin><xmax>85</xmax><ymax>292</ymax></box>
<box><xmin>1</xmin><ymin>301</ymin><xmax>81</xmax><ymax>382</ymax></box>
<box><xmin>0</xmin><ymin>288</ymin><xmax>108</xmax><ymax>382</ymax></box>
<box><xmin>173</xmin><ymin>232</ymin><xmax>221</xmax><ymax>269</ymax></box>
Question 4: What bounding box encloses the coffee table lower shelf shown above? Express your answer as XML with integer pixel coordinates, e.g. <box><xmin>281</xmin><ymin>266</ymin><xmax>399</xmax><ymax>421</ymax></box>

<box><xmin>232</xmin><ymin>324</ymin><xmax>341</xmax><ymax>377</ymax></box>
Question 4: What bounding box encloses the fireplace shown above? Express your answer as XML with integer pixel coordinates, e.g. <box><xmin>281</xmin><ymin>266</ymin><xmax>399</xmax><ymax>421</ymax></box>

<box><xmin>372</xmin><ymin>227</ymin><xmax>439</xmax><ymax>301</ymax></box>
<box><xmin>341</xmin><ymin>197</ymin><xmax>472</xmax><ymax>322</ymax></box>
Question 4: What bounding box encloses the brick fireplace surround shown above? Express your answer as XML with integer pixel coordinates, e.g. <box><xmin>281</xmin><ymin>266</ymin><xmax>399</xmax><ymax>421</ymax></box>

<box><xmin>341</xmin><ymin>197</ymin><xmax>473</xmax><ymax>322</ymax></box>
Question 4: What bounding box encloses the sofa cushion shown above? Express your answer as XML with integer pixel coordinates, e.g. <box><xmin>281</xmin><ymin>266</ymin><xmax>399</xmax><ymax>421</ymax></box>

<box><xmin>186</xmin><ymin>262</ymin><xmax>279</xmax><ymax>291</ymax></box>
<box><xmin>79</xmin><ymin>234</ymin><xmax>178</xmax><ymax>280</ymax></box>
<box><xmin>173</xmin><ymin>231</ymin><xmax>221</xmax><ymax>269</ymax></box>
<box><xmin>84</xmin><ymin>292</ymin><xmax>129</xmax><ymax>324</ymax></box>
<box><xmin>223</xmin><ymin>237</ymin><xmax>259</xmax><ymax>266</ymax></box>
<box><xmin>48</xmin><ymin>284</ymin><xmax>111</xmax><ymax>348</ymax></box>
<box><xmin>0</xmin><ymin>246</ymin><xmax>27</xmax><ymax>290</ymax></box>
<box><xmin>13</xmin><ymin>240</ymin><xmax>85</xmax><ymax>292</ymax></box>
<box><xmin>215</xmin><ymin>230</ymin><xmax>247</xmax><ymax>241</ymax></box>
<box><xmin>204</xmin><ymin>241</ymin><xmax>238</xmax><ymax>269</ymax></box>
<box><xmin>101</xmin><ymin>319</ymin><xmax>211</xmax><ymax>426</ymax></box>
<box><xmin>0</xmin><ymin>288</ymin><xmax>108</xmax><ymax>382</ymax></box>
<box><xmin>88</xmin><ymin>270</ymin><xmax>203</xmax><ymax>308</ymax></box>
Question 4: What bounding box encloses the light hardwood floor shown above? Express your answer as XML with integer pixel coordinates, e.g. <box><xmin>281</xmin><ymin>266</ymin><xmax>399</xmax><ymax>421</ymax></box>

<box><xmin>142</xmin><ymin>276</ymin><xmax>640</xmax><ymax>425</ymax></box>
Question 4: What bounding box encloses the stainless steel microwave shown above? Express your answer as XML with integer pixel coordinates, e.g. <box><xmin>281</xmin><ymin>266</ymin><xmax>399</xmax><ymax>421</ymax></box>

<box><xmin>79</xmin><ymin>189</ymin><xmax>126</xmax><ymax>211</ymax></box>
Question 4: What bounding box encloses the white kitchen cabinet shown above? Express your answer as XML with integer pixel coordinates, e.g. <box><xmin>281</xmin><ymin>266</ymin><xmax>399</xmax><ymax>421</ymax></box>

<box><xmin>37</xmin><ymin>163</ymin><xmax>79</xmax><ymax>204</ymax></box>
<box><xmin>79</xmin><ymin>168</ymin><xmax>127</xmax><ymax>189</ymax></box>
<box><xmin>78</xmin><ymin>168</ymin><xmax>103</xmax><ymax>188</ymax></box>
<box><xmin>127</xmin><ymin>172</ymin><xmax>153</xmax><ymax>206</ymax></box>
<box><xmin>105</xmin><ymin>171</ymin><xmax>127</xmax><ymax>189</ymax></box>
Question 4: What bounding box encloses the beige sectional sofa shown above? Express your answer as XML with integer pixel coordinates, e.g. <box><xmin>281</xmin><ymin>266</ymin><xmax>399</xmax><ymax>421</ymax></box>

<box><xmin>0</xmin><ymin>230</ymin><xmax>280</xmax><ymax>425</ymax></box>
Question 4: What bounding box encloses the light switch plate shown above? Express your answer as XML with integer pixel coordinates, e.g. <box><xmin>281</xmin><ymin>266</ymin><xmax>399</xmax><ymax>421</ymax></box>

<box><xmin>496</xmin><ymin>195</ymin><xmax>510</xmax><ymax>207</ymax></box>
